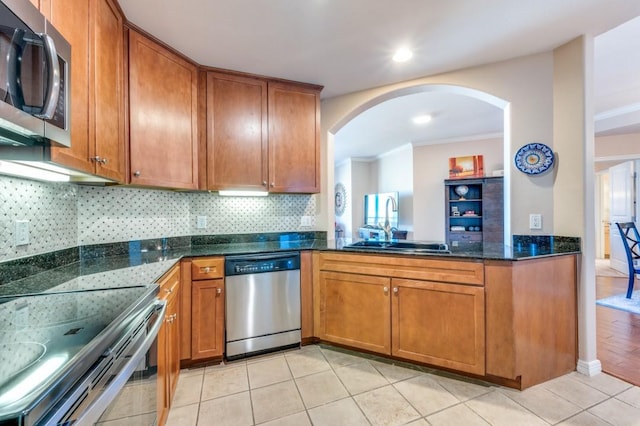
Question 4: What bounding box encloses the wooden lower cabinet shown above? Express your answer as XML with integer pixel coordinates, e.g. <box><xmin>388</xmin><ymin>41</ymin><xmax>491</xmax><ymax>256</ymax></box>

<box><xmin>391</xmin><ymin>278</ymin><xmax>485</xmax><ymax>375</ymax></box>
<box><xmin>317</xmin><ymin>271</ymin><xmax>391</xmax><ymax>354</ymax></box>
<box><xmin>315</xmin><ymin>252</ymin><xmax>486</xmax><ymax>376</ymax></box>
<box><xmin>157</xmin><ymin>264</ymin><xmax>180</xmax><ymax>426</ymax></box>
<box><xmin>191</xmin><ymin>279</ymin><xmax>225</xmax><ymax>360</ymax></box>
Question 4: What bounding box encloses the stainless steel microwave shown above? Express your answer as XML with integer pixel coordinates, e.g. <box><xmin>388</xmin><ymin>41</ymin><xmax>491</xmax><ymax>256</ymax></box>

<box><xmin>0</xmin><ymin>0</ymin><xmax>70</xmax><ymax>147</ymax></box>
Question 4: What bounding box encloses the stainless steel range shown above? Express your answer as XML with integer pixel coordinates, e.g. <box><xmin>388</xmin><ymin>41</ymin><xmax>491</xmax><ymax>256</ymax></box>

<box><xmin>0</xmin><ymin>285</ymin><xmax>164</xmax><ymax>425</ymax></box>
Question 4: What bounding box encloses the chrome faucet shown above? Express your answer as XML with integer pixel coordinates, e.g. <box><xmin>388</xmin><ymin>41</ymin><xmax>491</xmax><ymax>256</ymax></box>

<box><xmin>382</xmin><ymin>196</ymin><xmax>398</xmax><ymax>241</ymax></box>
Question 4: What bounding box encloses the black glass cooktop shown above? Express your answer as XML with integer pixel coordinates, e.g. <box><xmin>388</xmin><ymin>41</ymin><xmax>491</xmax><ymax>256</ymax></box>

<box><xmin>0</xmin><ymin>285</ymin><xmax>158</xmax><ymax>424</ymax></box>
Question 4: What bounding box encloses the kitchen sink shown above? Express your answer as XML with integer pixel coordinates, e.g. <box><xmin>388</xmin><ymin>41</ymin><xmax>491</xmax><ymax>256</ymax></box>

<box><xmin>345</xmin><ymin>240</ymin><xmax>450</xmax><ymax>254</ymax></box>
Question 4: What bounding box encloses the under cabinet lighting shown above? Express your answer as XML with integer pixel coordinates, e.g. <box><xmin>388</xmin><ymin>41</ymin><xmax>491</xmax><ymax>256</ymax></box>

<box><xmin>0</xmin><ymin>160</ymin><xmax>70</xmax><ymax>182</ymax></box>
<box><xmin>218</xmin><ymin>190</ymin><xmax>269</xmax><ymax>197</ymax></box>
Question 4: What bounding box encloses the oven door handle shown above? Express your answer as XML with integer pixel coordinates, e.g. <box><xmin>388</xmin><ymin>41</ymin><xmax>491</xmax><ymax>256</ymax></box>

<box><xmin>73</xmin><ymin>300</ymin><xmax>167</xmax><ymax>426</ymax></box>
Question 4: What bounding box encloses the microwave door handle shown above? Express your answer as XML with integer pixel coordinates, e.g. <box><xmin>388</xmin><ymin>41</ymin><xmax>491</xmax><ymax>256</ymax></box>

<box><xmin>6</xmin><ymin>29</ymin><xmax>26</xmax><ymax>109</ymax></box>
<box><xmin>35</xmin><ymin>33</ymin><xmax>60</xmax><ymax>120</ymax></box>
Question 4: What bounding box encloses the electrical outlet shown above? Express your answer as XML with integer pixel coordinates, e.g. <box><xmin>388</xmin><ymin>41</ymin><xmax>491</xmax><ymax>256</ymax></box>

<box><xmin>196</xmin><ymin>216</ymin><xmax>207</xmax><ymax>229</ymax></box>
<box><xmin>529</xmin><ymin>214</ymin><xmax>542</xmax><ymax>230</ymax></box>
<box><xmin>15</xmin><ymin>220</ymin><xmax>29</xmax><ymax>245</ymax></box>
<box><xmin>300</xmin><ymin>216</ymin><xmax>313</xmax><ymax>227</ymax></box>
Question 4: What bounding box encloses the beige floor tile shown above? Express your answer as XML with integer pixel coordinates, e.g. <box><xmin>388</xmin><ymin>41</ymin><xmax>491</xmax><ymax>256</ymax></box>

<box><xmin>500</xmin><ymin>385</ymin><xmax>582</xmax><ymax>424</ymax></box>
<box><xmin>354</xmin><ymin>385</ymin><xmax>421</xmax><ymax>426</ymax></box>
<box><xmin>434</xmin><ymin>374</ymin><xmax>494</xmax><ymax>402</ymax></box>
<box><xmin>205</xmin><ymin>359</ymin><xmax>246</xmax><ymax>372</ymax></box>
<box><xmin>179</xmin><ymin>366</ymin><xmax>206</xmax><ymax>378</ymax></box>
<box><xmin>201</xmin><ymin>364</ymin><xmax>249</xmax><ymax>401</ymax></box>
<box><xmin>320</xmin><ymin>346</ymin><xmax>365</xmax><ymax>368</ymax></box>
<box><xmin>426</xmin><ymin>403</ymin><xmax>490</xmax><ymax>426</ymax></box>
<box><xmin>172</xmin><ymin>374</ymin><xmax>203</xmax><ymax>408</ymax></box>
<box><xmin>307</xmin><ymin>397</ymin><xmax>370</xmax><ymax>426</ymax></box>
<box><xmin>542</xmin><ymin>375</ymin><xmax>610</xmax><ymax>409</ymax></box>
<box><xmin>198</xmin><ymin>391</ymin><xmax>253</xmax><ymax>426</ymax></box>
<box><xmin>393</xmin><ymin>374</ymin><xmax>459</xmax><ymax>416</ymax></box>
<box><xmin>295</xmin><ymin>369</ymin><xmax>349</xmax><ymax>409</ymax></box>
<box><xmin>568</xmin><ymin>372</ymin><xmax>633</xmax><ymax>396</ymax></box>
<box><xmin>259</xmin><ymin>411</ymin><xmax>311</xmax><ymax>426</ymax></box>
<box><xmin>556</xmin><ymin>411</ymin><xmax>616</xmax><ymax>426</ymax></box>
<box><xmin>369</xmin><ymin>359</ymin><xmax>420</xmax><ymax>383</ymax></box>
<box><xmin>247</xmin><ymin>356</ymin><xmax>292</xmax><ymax>389</ymax></box>
<box><xmin>245</xmin><ymin>351</ymin><xmax>286</xmax><ymax>364</ymax></box>
<box><xmin>465</xmin><ymin>391</ymin><xmax>548</xmax><ymax>426</ymax></box>
<box><xmin>285</xmin><ymin>348</ymin><xmax>331</xmax><ymax>378</ymax></box>
<box><xmin>406</xmin><ymin>419</ymin><xmax>430</xmax><ymax>425</ymax></box>
<box><xmin>334</xmin><ymin>361</ymin><xmax>389</xmax><ymax>395</ymax></box>
<box><xmin>588</xmin><ymin>397</ymin><xmax>640</xmax><ymax>426</ymax></box>
<box><xmin>165</xmin><ymin>403</ymin><xmax>199</xmax><ymax>426</ymax></box>
<box><xmin>616</xmin><ymin>386</ymin><xmax>640</xmax><ymax>409</ymax></box>
<box><xmin>251</xmin><ymin>380</ymin><xmax>305</xmax><ymax>424</ymax></box>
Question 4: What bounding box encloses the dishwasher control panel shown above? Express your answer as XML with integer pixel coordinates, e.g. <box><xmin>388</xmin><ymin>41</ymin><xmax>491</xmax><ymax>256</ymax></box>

<box><xmin>225</xmin><ymin>252</ymin><xmax>300</xmax><ymax>276</ymax></box>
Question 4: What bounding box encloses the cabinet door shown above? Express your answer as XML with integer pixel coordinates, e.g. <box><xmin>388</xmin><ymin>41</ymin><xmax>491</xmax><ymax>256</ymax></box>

<box><xmin>129</xmin><ymin>30</ymin><xmax>199</xmax><ymax>189</ymax></box>
<box><xmin>90</xmin><ymin>0</ymin><xmax>125</xmax><ymax>181</ymax></box>
<box><xmin>47</xmin><ymin>0</ymin><xmax>93</xmax><ymax>174</ymax></box>
<box><xmin>191</xmin><ymin>279</ymin><xmax>225</xmax><ymax>360</ymax></box>
<box><xmin>157</xmin><ymin>265</ymin><xmax>179</xmax><ymax>426</ymax></box>
<box><xmin>267</xmin><ymin>82</ymin><xmax>320</xmax><ymax>193</ymax></box>
<box><xmin>206</xmin><ymin>72</ymin><xmax>268</xmax><ymax>190</ymax></box>
<box><xmin>318</xmin><ymin>271</ymin><xmax>391</xmax><ymax>355</ymax></box>
<box><xmin>391</xmin><ymin>278</ymin><xmax>485</xmax><ymax>375</ymax></box>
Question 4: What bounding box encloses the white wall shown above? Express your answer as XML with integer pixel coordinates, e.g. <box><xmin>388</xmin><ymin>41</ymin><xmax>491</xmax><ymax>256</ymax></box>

<box><xmin>413</xmin><ymin>137</ymin><xmax>503</xmax><ymax>241</ymax></box>
<box><xmin>334</xmin><ymin>161</ymin><xmax>352</xmax><ymax>238</ymax></box>
<box><xmin>375</xmin><ymin>144</ymin><xmax>413</xmax><ymax>234</ymax></box>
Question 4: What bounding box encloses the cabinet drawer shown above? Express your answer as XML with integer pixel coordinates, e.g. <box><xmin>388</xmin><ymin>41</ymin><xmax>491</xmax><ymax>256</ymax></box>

<box><xmin>158</xmin><ymin>264</ymin><xmax>180</xmax><ymax>301</ymax></box>
<box><xmin>191</xmin><ymin>257</ymin><xmax>224</xmax><ymax>280</ymax></box>
<box><xmin>449</xmin><ymin>232</ymin><xmax>482</xmax><ymax>242</ymax></box>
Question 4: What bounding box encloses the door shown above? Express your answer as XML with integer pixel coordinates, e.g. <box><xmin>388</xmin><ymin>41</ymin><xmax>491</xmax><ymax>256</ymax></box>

<box><xmin>609</xmin><ymin>161</ymin><xmax>635</xmax><ymax>272</ymax></box>
<box><xmin>318</xmin><ymin>271</ymin><xmax>391</xmax><ymax>354</ymax></box>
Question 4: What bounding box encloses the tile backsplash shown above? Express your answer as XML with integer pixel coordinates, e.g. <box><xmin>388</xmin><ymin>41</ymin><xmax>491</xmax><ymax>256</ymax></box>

<box><xmin>0</xmin><ymin>175</ymin><xmax>318</xmax><ymax>262</ymax></box>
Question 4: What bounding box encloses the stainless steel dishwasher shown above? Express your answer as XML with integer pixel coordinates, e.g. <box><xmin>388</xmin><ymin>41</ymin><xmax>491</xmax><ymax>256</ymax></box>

<box><xmin>225</xmin><ymin>251</ymin><xmax>301</xmax><ymax>359</ymax></box>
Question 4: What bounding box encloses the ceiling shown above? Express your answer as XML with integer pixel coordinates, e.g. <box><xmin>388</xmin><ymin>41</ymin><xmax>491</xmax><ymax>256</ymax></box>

<box><xmin>118</xmin><ymin>0</ymin><xmax>640</xmax><ymax>163</ymax></box>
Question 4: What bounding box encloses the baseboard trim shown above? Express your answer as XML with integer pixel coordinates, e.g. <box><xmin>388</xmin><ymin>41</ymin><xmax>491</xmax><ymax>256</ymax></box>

<box><xmin>576</xmin><ymin>359</ymin><xmax>602</xmax><ymax>377</ymax></box>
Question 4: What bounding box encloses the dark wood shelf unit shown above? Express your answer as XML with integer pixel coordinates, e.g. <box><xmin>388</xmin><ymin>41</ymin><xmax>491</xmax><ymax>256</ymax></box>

<box><xmin>444</xmin><ymin>177</ymin><xmax>504</xmax><ymax>250</ymax></box>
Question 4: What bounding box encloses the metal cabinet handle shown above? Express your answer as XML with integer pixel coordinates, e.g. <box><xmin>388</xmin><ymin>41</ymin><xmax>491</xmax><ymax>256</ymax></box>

<box><xmin>270</xmin><ymin>182</ymin><xmax>275</xmax><ymax>187</ymax></box>
<box><xmin>216</xmin><ymin>288</ymin><xmax>222</xmax><ymax>295</ymax></box>
<box><xmin>100</xmin><ymin>158</ymin><xmax>108</xmax><ymax>165</ymax></box>
<box><xmin>133</xmin><ymin>171</ymin><xmax>141</xmax><ymax>177</ymax></box>
<box><xmin>262</xmin><ymin>181</ymin><xmax>267</xmax><ymax>186</ymax></box>
<box><xmin>393</xmin><ymin>287</ymin><xmax>398</xmax><ymax>294</ymax></box>
<box><xmin>383</xmin><ymin>286</ymin><xmax>388</xmax><ymax>293</ymax></box>
<box><xmin>91</xmin><ymin>156</ymin><xmax>101</xmax><ymax>163</ymax></box>
<box><xmin>203</xmin><ymin>267</ymin><xmax>211</xmax><ymax>273</ymax></box>
<box><xmin>164</xmin><ymin>288</ymin><xmax>172</xmax><ymax>294</ymax></box>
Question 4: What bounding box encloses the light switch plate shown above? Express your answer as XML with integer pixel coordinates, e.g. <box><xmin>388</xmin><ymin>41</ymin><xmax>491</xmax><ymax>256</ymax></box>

<box><xmin>196</xmin><ymin>216</ymin><xmax>207</xmax><ymax>229</ymax></box>
<box><xmin>300</xmin><ymin>216</ymin><xmax>313</xmax><ymax>227</ymax></box>
<box><xmin>15</xmin><ymin>220</ymin><xmax>29</xmax><ymax>246</ymax></box>
<box><xmin>529</xmin><ymin>214</ymin><xmax>542</xmax><ymax>230</ymax></box>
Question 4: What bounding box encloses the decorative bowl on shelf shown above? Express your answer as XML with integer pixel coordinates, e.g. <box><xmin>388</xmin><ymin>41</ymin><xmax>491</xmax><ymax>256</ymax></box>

<box><xmin>454</xmin><ymin>185</ymin><xmax>469</xmax><ymax>200</ymax></box>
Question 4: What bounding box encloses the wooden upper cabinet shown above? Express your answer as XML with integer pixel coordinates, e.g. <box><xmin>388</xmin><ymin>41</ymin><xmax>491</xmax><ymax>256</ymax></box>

<box><xmin>268</xmin><ymin>82</ymin><xmax>320</xmax><ymax>193</ymax></box>
<box><xmin>45</xmin><ymin>0</ymin><xmax>125</xmax><ymax>181</ymax></box>
<box><xmin>45</xmin><ymin>0</ymin><xmax>92</xmax><ymax>174</ymax></box>
<box><xmin>89</xmin><ymin>0</ymin><xmax>125</xmax><ymax>181</ymax></box>
<box><xmin>128</xmin><ymin>30</ymin><xmax>199</xmax><ymax>189</ymax></box>
<box><xmin>206</xmin><ymin>72</ymin><xmax>268</xmax><ymax>191</ymax></box>
<box><xmin>204</xmin><ymin>74</ymin><xmax>321</xmax><ymax>193</ymax></box>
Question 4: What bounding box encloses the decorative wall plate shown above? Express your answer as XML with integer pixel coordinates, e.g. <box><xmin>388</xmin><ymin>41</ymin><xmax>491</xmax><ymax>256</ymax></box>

<box><xmin>334</xmin><ymin>182</ymin><xmax>347</xmax><ymax>216</ymax></box>
<box><xmin>514</xmin><ymin>143</ymin><xmax>554</xmax><ymax>175</ymax></box>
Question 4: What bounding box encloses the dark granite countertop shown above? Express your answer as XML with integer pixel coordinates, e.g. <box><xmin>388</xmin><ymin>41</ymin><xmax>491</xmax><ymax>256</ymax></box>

<box><xmin>0</xmin><ymin>232</ymin><xmax>580</xmax><ymax>298</ymax></box>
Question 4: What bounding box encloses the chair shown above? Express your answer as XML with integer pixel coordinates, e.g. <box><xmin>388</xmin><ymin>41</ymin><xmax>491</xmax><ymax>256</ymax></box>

<box><xmin>615</xmin><ymin>222</ymin><xmax>640</xmax><ymax>298</ymax></box>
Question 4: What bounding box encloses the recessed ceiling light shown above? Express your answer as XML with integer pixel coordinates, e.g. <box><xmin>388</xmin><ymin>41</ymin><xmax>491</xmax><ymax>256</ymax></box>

<box><xmin>412</xmin><ymin>114</ymin><xmax>432</xmax><ymax>125</ymax></box>
<box><xmin>393</xmin><ymin>48</ymin><xmax>413</xmax><ymax>63</ymax></box>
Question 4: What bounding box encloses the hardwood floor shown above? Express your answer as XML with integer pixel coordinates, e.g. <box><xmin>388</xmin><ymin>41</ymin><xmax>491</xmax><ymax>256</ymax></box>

<box><xmin>596</xmin><ymin>274</ymin><xmax>640</xmax><ymax>385</ymax></box>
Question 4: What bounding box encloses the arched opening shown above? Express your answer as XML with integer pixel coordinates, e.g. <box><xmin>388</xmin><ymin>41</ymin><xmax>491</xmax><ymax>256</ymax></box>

<box><xmin>327</xmin><ymin>83</ymin><xmax>511</xmax><ymax>247</ymax></box>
